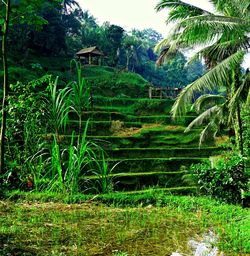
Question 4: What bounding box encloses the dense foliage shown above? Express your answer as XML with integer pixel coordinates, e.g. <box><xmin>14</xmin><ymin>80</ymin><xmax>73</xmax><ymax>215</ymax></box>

<box><xmin>190</xmin><ymin>154</ymin><xmax>249</xmax><ymax>203</ymax></box>
<box><xmin>0</xmin><ymin>0</ymin><xmax>249</xmax><ymax>202</ymax></box>
<box><xmin>1</xmin><ymin>0</ymin><xmax>204</xmax><ymax>87</ymax></box>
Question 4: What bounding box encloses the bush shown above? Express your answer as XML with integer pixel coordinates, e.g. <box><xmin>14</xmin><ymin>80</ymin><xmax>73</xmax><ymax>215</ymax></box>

<box><xmin>190</xmin><ymin>154</ymin><xmax>249</xmax><ymax>204</ymax></box>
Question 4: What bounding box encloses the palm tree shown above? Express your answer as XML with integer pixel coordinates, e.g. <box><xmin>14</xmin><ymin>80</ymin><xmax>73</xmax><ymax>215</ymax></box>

<box><xmin>0</xmin><ymin>0</ymin><xmax>11</xmax><ymax>174</ymax></box>
<box><xmin>62</xmin><ymin>0</ymin><xmax>80</xmax><ymax>14</ymax></box>
<box><xmin>122</xmin><ymin>31</ymin><xmax>149</xmax><ymax>71</ymax></box>
<box><xmin>155</xmin><ymin>0</ymin><xmax>250</xmax><ymax>153</ymax></box>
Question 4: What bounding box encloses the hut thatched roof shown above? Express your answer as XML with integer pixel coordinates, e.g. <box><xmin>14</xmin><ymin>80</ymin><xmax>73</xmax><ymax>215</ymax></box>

<box><xmin>76</xmin><ymin>46</ymin><xmax>104</xmax><ymax>57</ymax></box>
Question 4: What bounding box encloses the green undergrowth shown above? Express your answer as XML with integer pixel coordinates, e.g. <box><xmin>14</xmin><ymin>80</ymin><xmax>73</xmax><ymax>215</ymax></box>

<box><xmin>1</xmin><ymin>191</ymin><xmax>249</xmax><ymax>255</ymax></box>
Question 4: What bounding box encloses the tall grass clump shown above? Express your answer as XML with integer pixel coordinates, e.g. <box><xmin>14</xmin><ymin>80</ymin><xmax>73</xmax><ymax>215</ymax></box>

<box><xmin>26</xmin><ymin>69</ymin><xmax>114</xmax><ymax>194</ymax></box>
<box><xmin>68</xmin><ymin>60</ymin><xmax>90</xmax><ymax>134</ymax></box>
<box><xmin>2</xmin><ymin>62</ymin><xmax>116</xmax><ymax>194</ymax></box>
<box><xmin>44</xmin><ymin>76</ymin><xmax>71</xmax><ymax>136</ymax></box>
<box><xmin>90</xmin><ymin>151</ymin><xmax>120</xmax><ymax>194</ymax></box>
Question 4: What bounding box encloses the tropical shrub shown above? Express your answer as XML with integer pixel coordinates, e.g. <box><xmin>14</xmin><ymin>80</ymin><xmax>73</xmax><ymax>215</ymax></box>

<box><xmin>4</xmin><ymin>76</ymin><xmax>49</xmax><ymax>189</ymax></box>
<box><xmin>3</xmin><ymin>64</ymin><xmax>114</xmax><ymax>194</ymax></box>
<box><xmin>29</xmin><ymin>127</ymin><xmax>103</xmax><ymax>194</ymax></box>
<box><xmin>68</xmin><ymin>60</ymin><xmax>90</xmax><ymax>133</ymax></box>
<box><xmin>190</xmin><ymin>154</ymin><xmax>249</xmax><ymax>204</ymax></box>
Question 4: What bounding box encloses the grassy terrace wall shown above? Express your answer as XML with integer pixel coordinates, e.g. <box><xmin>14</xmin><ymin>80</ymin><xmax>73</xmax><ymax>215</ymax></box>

<box><xmin>50</xmin><ymin>87</ymin><xmax>226</xmax><ymax>194</ymax></box>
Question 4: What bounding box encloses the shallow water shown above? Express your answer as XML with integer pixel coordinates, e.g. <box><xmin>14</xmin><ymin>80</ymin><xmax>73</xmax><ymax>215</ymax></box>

<box><xmin>171</xmin><ymin>230</ymin><xmax>224</xmax><ymax>256</ymax></box>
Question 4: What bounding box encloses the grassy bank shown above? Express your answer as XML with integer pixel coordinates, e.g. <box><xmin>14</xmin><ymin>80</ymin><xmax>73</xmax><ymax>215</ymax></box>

<box><xmin>0</xmin><ymin>192</ymin><xmax>249</xmax><ymax>255</ymax></box>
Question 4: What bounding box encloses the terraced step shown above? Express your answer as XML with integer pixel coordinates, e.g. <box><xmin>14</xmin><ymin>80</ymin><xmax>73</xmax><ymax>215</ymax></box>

<box><xmin>39</xmin><ymin>131</ymin><xmax>203</xmax><ymax>148</ymax></box>
<box><xmin>85</xmin><ymin>133</ymin><xmax>202</xmax><ymax>148</ymax></box>
<box><xmin>122</xmin><ymin>186</ymin><xmax>197</xmax><ymax>195</ymax></box>
<box><xmin>92</xmin><ymin>106</ymin><xmax>134</xmax><ymax>114</ymax></box>
<box><xmin>82</xmin><ymin>171</ymin><xmax>186</xmax><ymax>191</ymax></box>
<box><xmin>93</xmin><ymin>96</ymin><xmax>174</xmax><ymax>107</ymax></box>
<box><xmin>127</xmin><ymin>115</ymin><xmax>196</xmax><ymax>125</ymax></box>
<box><xmin>93</xmin><ymin>97</ymin><xmax>144</xmax><ymax>106</ymax></box>
<box><xmin>100</xmin><ymin>157</ymin><xmax>207</xmax><ymax>173</ymax></box>
<box><xmin>72</xmin><ymin>112</ymin><xmax>196</xmax><ymax>125</ymax></box>
<box><xmin>108</xmin><ymin>147</ymin><xmax>223</xmax><ymax>159</ymax></box>
<box><xmin>66</xmin><ymin>120</ymin><xmax>142</xmax><ymax>135</ymax></box>
<box><xmin>69</xmin><ymin>110</ymin><xmax>127</xmax><ymax>121</ymax></box>
<box><xmin>92</xmin><ymin>97</ymin><xmax>174</xmax><ymax>115</ymax></box>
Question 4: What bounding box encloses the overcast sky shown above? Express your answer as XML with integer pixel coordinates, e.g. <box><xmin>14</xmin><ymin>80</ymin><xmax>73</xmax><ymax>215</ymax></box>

<box><xmin>78</xmin><ymin>0</ymin><xmax>214</xmax><ymax>36</ymax></box>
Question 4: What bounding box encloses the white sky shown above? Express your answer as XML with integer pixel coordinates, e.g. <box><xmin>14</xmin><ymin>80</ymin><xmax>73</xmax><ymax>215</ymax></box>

<box><xmin>78</xmin><ymin>0</ymin><xmax>249</xmax><ymax>68</ymax></box>
<box><xmin>79</xmin><ymin>0</ymin><xmax>214</xmax><ymax>36</ymax></box>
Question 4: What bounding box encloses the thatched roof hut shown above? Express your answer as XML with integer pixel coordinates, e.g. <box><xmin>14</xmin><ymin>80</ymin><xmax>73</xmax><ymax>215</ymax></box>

<box><xmin>76</xmin><ymin>46</ymin><xmax>104</xmax><ymax>64</ymax></box>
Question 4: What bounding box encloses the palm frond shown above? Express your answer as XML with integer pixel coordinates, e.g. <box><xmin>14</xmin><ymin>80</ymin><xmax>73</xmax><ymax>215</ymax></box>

<box><xmin>171</xmin><ymin>50</ymin><xmax>245</xmax><ymax>117</ymax></box>
<box><xmin>247</xmin><ymin>88</ymin><xmax>250</xmax><ymax>106</ymax></box>
<box><xmin>210</xmin><ymin>0</ymin><xmax>250</xmax><ymax>16</ymax></box>
<box><xmin>199</xmin><ymin>121</ymin><xmax>218</xmax><ymax>147</ymax></box>
<box><xmin>189</xmin><ymin>36</ymin><xmax>249</xmax><ymax>66</ymax></box>
<box><xmin>155</xmin><ymin>0</ymin><xmax>211</xmax><ymax>14</ymax></box>
<box><xmin>155</xmin><ymin>45</ymin><xmax>178</xmax><ymax>66</ymax></box>
<box><xmin>185</xmin><ymin>105</ymin><xmax>220</xmax><ymax>133</ymax></box>
<box><xmin>193</xmin><ymin>94</ymin><xmax>225</xmax><ymax>112</ymax></box>
<box><xmin>241</xmin><ymin>0</ymin><xmax>250</xmax><ymax>15</ymax></box>
<box><xmin>176</xmin><ymin>16</ymin><xmax>248</xmax><ymax>48</ymax></box>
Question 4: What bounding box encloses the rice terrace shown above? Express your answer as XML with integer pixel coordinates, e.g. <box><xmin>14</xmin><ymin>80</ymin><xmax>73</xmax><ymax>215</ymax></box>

<box><xmin>0</xmin><ymin>0</ymin><xmax>249</xmax><ymax>255</ymax></box>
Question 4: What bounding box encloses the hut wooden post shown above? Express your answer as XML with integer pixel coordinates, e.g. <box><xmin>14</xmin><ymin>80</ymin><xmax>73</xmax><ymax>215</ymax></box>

<box><xmin>149</xmin><ymin>87</ymin><xmax>152</xmax><ymax>99</ymax></box>
<box><xmin>88</xmin><ymin>54</ymin><xmax>92</xmax><ymax>65</ymax></box>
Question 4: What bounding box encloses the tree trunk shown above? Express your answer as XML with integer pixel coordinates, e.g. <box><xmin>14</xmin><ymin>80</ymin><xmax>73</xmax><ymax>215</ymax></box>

<box><xmin>0</xmin><ymin>0</ymin><xmax>11</xmax><ymax>174</ymax></box>
<box><xmin>233</xmin><ymin>67</ymin><xmax>244</xmax><ymax>156</ymax></box>
<box><xmin>125</xmin><ymin>51</ymin><xmax>130</xmax><ymax>71</ymax></box>
<box><xmin>236</xmin><ymin>103</ymin><xmax>244</xmax><ymax>155</ymax></box>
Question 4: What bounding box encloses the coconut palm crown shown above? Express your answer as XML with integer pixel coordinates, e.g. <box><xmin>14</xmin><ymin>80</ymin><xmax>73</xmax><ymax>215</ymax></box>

<box><xmin>155</xmin><ymin>0</ymin><xmax>250</xmax><ymax>150</ymax></box>
<box><xmin>155</xmin><ymin>0</ymin><xmax>250</xmax><ymax>117</ymax></box>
